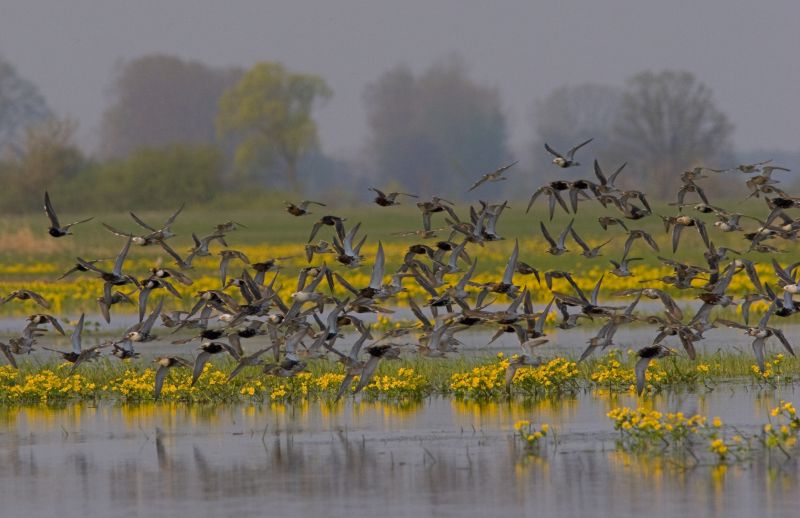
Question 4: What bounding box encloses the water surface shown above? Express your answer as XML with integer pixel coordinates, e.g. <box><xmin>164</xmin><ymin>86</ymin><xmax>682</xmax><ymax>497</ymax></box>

<box><xmin>1</xmin><ymin>388</ymin><xmax>798</xmax><ymax>517</ymax></box>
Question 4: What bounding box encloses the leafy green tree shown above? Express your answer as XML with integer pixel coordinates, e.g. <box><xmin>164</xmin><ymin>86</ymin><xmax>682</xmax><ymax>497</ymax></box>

<box><xmin>217</xmin><ymin>62</ymin><xmax>332</xmax><ymax>191</ymax></box>
<box><xmin>0</xmin><ymin>55</ymin><xmax>51</xmax><ymax>151</ymax></box>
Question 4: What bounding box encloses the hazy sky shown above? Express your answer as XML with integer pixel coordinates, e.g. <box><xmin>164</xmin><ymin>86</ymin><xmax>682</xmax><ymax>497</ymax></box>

<box><xmin>1</xmin><ymin>0</ymin><xmax>798</xmax><ymax>159</ymax></box>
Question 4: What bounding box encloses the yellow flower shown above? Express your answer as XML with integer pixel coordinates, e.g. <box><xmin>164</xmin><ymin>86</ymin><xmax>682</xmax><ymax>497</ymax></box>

<box><xmin>514</xmin><ymin>420</ymin><xmax>530</xmax><ymax>431</ymax></box>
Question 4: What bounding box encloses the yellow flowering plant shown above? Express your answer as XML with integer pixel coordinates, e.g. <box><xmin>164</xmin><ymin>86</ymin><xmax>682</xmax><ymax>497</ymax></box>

<box><xmin>513</xmin><ymin>419</ymin><xmax>551</xmax><ymax>451</ymax></box>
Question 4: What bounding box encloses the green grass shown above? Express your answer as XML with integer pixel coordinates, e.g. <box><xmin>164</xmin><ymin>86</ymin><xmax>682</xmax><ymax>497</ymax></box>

<box><xmin>0</xmin><ymin>196</ymin><xmax>777</xmax><ymax>269</ymax></box>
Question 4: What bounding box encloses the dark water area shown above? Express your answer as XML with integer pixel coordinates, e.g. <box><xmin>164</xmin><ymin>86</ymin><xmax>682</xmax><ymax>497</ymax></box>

<box><xmin>1</xmin><ymin>388</ymin><xmax>798</xmax><ymax>517</ymax></box>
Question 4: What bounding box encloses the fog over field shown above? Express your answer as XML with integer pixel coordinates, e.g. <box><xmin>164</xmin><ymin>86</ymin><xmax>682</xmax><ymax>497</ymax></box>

<box><xmin>1</xmin><ymin>0</ymin><xmax>798</xmax><ymax>159</ymax></box>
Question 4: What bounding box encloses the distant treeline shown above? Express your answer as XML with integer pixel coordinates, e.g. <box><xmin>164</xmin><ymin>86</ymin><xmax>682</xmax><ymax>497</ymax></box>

<box><xmin>1</xmin><ymin>53</ymin><xmax>798</xmax><ymax>213</ymax></box>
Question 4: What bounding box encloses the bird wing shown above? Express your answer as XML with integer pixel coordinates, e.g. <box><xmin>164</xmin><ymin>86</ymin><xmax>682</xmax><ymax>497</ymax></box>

<box><xmin>567</xmin><ymin>138</ymin><xmax>594</xmax><ymax>160</ymax></box>
<box><xmin>63</xmin><ymin>216</ymin><xmax>94</xmax><ymax>230</ymax></box>
<box><xmin>163</xmin><ymin>203</ymin><xmax>185</xmax><ymax>228</ymax></box>
<box><xmin>713</xmin><ymin>264</ymin><xmax>736</xmax><ymax>295</ymax></box>
<box><xmin>501</xmin><ymin>239</ymin><xmax>519</xmax><ymax>286</ymax></box>
<box><xmin>71</xmin><ymin>313</ymin><xmax>85</xmax><ymax>354</ymax></box>
<box><xmin>671</xmin><ymin>224</ymin><xmax>685</xmax><ymax>253</ymax></box>
<box><xmin>544</xmin><ymin>142</ymin><xmax>563</xmax><ymax>159</ymax></box>
<box><xmin>505</xmin><ymin>363</ymin><xmax>520</xmax><ymax>388</ymax></box>
<box><xmin>29</xmin><ymin>291</ymin><xmax>51</xmax><ymax>309</ymax></box>
<box><xmin>696</xmin><ymin>220</ymin><xmax>710</xmax><ymax>249</ymax></box>
<box><xmin>593</xmin><ymin>160</ymin><xmax>608</xmax><ymax>185</ymax></box>
<box><xmin>468</xmin><ymin>175</ymin><xmax>488</xmax><ymax>192</ymax></box>
<box><xmin>548</xmin><ymin>191</ymin><xmax>569</xmax><ymax>221</ymax></box>
<box><xmin>0</xmin><ymin>343</ymin><xmax>17</xmax><ymax>369</ymax></box>
<box><xmin>493</xmin><ymin>160</ymin><xmax>519</xmax><ymax>175</ymax></box>
<box><xmin>526</xmin><ymin>187</ymin><xmax>545</xmax><ymax>214</ymax></box>
<box><xmin>590</xmin><ymin>274</ymin><xmax>605</xmax><ymax>306</ymax></box>
<box><xmin>218</xmin><ymin>256</ymin><xmax>231</xmax><ymax>286</ymax></box>
<box><xmin>772</xmin><ymin>259</ymin><xmax>794</xmax><ymax>286</ymax></box>
<box><xmin>569</xmin><ymin>228</ymin><xmax>590</xmax><ymax>253</ymax></box>
<box><xmin>752</xmin><ymin>337</ymin><xmax>766</xmax><ymax>372</ymax></box>
<box><xmin>129</xmin><ymin>212</ymin><xmax>157</xmax><ymax>232</ymax></box>
<box><xmin>657</xmin><ymin>291</ymin><xmax>683</xmax><ymax>320</ymax></box>
<box><xmin>354</xmin><ymin>356</ymin><xmax>381</xmax><ymax>394</ymax></box>
<box><xmin>46</xmin><ymin>315</ymin><xmax>66</xmax><ymax>335</ymax></box>
<box><xmin>714</xmin><ymin>318</ymin><xmax>747</xmax><ymax>329</ymax></box>
<box><xmin>308</xmin><ymin>221</ymin><xmax>323</xmax><ymax>243</ymax></box>
<box><xmin>557</xmin><ymin>219</ymin><xmax>575</xmax><ymax>248</ymax></box>
<box><xmin>113</xmin><ymin>237</ymin><xmax>133</xmax><ymax>276</ymax></box>
<box><xmin>408</xmin><ymin>298</ymin><xmax>432</xmax><ymax>329</ymax></box>
<box><xmin>642</xmin><ymin>231</ymin><xmax>660</xmax><ymax>252</ymax></box>
<box><xmin>634</xmin><ymin>357</ymin><xmax>651</xmax><ymax>395</ymax></box>
<box><xmin>368</xmin><ymin>241</ymin><xmax>385</xmax><ymax>290</ymax></box>
<box><xmin>521</xmin><ymin>338</ymin><xmax>548</xmax><ymax>357</ymax></box>
<box><xmin>138</xmin><ymin>288</ymin><xmax>152</xmax><ymax>323</ymax></box>
<box><xmin>540</xmin><ymin>222</ymin><xmax>557</xmax><ymax>247</ymax></box>
<box><xmin>335</xmin><ymin>371</ymin><xmax>357</xmax><ymax>401</ymax></box>
<box><xmin>678</xmin><ymin>332</ymin><xmax>697</xmax><ymax>360</ymax></box>
<box><xmin>154</xmin><ymin>365</ymin><xmax>170</xmax><ymax>399</ymax></box>
<box><xmin>771</xmin><ymin>328</ymin><xmax>795</xmax><ymax>356</ymax></box>
<box><xmin>44</xmin><ymin>191</ymin><xmax>61</xmax><ymax>228</ymax></box>
<box><xmin>158</xmin><ymin>240</ymin><xmax>190</xmax><ymax>269</ymax></box>
<box><xmin>757</xmin><ymin>304</ymin><xmax>775</xmax><ymax>329</ymax></box>
<box><xmin>191</xmin><ymin>351</ymin><xmax>211</xmax><ymax>385</ymax></box>
<box><xmin>456</xmin><ymin>259</ymin><xmax>478</xmax><ymax>291</ymax></box>
<box><xmin>98</xmin><ymin>298</ymin><xmax>111</xmax><ymax>323</ymax></box>
<box><xmin>102</xmin><ymin>222</ymin><xmax>133</xmax><ymax>238</ymax></box>
<box><xmin>608</xmin><ymin>162</ymin><xmax>627</xmax><ymax>186</ymax></box>
<box><xmin>533</xmin><ymin>298</ymin><xmax>554</xmax><ymax>335</ymax></box>
<box><xmin>142</xmin><ymin>298</ymin><xmax>164</xmax><ymax>334</ymax></box>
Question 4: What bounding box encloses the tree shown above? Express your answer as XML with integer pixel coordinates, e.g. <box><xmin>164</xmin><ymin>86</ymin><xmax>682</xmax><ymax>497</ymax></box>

<box><xmin>611</xmin><ymin>70</ymin><xmax>734</xmax><ymax>196</ymax></box>
<box><xmin>0</xmin><ymin>117</ymin><xmax>83</xmax><ymax>212</ymax></box>
<box><xmin>530</xmin><ymin>83</ymin><xmax>623</xmax><ymax>181</ymax></box>
<box><xmin>364</xmin><ymin>55</ymin><xmax>509</xmax><ymax>197</ymax></box>
<box><xmin>216</xmin><ymin>62</ymin><xmax>332</xmax><ymax>191</ymax></box>
<box><xmin>75</xmin><ymin>144</ymin><xmax>224</xmax><ymax>210</ymax></box>
<box><xmin>100</xmin><ymin>54</ymin><xmax>242</xmax><ymax>158</ymax></box>
<box><xmin>0</xmin><ymin>55</ymin><xmax>51</xmax><ymax>152</ymax></box>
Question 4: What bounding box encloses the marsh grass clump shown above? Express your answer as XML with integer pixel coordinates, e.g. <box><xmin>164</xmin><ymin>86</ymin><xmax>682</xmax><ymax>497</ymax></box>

<box><xmin>449</xmin><ymin>356</ymin><xmax>507</xmax><ymax>400</ymax></box>
<box><xmin>513</xmin><ymin>420</ymin><xmax>551</xmax><ymax>452</ymax></box>
<box><xmin>761</xmin><ymin>400</ymin><xmax>800</xmax><ymax>455</ymax></box>
<box><xmin>607</xmin><ymin>403</ymin><xmax>800</xmax><ymax>466</ymax></box>
<box><xmin>750</xmin><ymin>354</ymin><xmax>793</xmax><ymax>387</ymax></box>
<box><xmin>608</xmin><ymin>407</ymin><xmax>750</xmax><ymax>464</ymax></box>
<box><xmin>510</xmin><ymin>357</ymin><xmax>580</xmax><ymax>396</ymax></box>
<box><xmin>0</xmin><ymin>351</ymin><xmax>797</xmax><ymax>406</ymax></box>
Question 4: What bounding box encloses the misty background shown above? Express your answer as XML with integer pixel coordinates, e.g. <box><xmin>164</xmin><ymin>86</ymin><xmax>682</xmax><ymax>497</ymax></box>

<box><xmin>1</xmin><ymin>0</ymin><xmax>798</xmax><ymax>210</ymax></box>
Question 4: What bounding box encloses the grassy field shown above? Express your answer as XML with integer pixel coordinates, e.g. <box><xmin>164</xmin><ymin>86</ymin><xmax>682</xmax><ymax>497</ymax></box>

<box><xmin>0</xmin><ymin>196</ymin><xmax>785</xmax><ymax>316</ymax></box>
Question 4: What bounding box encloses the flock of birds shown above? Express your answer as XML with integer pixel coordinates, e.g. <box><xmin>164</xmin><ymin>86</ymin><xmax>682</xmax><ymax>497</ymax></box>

<box><xmin>1</xmin><ymin>138</ymin><xmax>799</xmax><ymax>398</ymax></box>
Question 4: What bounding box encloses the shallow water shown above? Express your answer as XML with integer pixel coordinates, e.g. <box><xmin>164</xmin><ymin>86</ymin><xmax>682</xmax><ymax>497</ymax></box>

<box><xmin>2</xmin><ymin>298</ymin><xmax>798</xmax><ymax>362</ymax></box>
<box><xmin>1</xmin><ymin>388</ymin><xmax>798</xmax><ymax>517</ymax></box>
